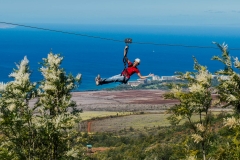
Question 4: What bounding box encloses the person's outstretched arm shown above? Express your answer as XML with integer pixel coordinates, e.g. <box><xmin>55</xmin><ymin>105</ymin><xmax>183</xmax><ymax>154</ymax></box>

<box><xmin>124</xmin><ymin>46</ymin><xmax>130</xmax><ymax>63</ymax></box>
<box><xmin>137</xmin><ymin>73</ymin><xmax>154</xmax><ymax>79</ymax></box>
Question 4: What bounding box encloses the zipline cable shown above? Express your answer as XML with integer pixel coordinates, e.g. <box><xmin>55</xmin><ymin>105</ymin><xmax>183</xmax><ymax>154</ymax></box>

<box><xmin>0</xmin><ymin>22</ymin><xmax>123</xmax><ymax>43</ymax></box>
<box><xmin>1</xmin><ymin>21</ymin><xmax>240</xmax><ymax>51</ymax></box>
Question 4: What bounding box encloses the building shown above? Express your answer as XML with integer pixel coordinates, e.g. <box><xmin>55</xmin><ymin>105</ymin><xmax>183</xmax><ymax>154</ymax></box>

<box><xmin>127</xmin><ymin>75</ymin><xmax>182</xmax><ymax>87</ymax></box>
<box><xmin>127</xmin><ymin>77</ymin><xmax>153</xmax><ymax>87</ymax></box>
<box><xmin>127</xmin><ymin>80</ymin><xmax>143</xmax><ymax>87</ymax></box>
<box><xmin>161</xmin><ymin>76</ymin><xmax>179</xmax><ymax>81</ymax></box>
<box><xmin>152</xmin><ymin>75</ymin><xmax>161</xmax><ymax>81</ymax></box>
<box><xmin>152</xmin><ymin>75</ymin><xmax>180</xmax><ymax>81</ymax></box>
<box><xmin>86</xmin><ymin>144</ymin><xmax>93</xmax><ymax>153</ymax></box>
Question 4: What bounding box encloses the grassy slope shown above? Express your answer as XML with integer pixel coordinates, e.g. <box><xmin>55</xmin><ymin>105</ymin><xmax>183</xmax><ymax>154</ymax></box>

<box><xmin>87</xmin><ymin>112</ymin><xmax>231</xmax><ymax>160</ymax></box>
<box><xmin>81</xmin><ymin>111</ymin><xmax>215</xmax><ymax>132</ymax></box>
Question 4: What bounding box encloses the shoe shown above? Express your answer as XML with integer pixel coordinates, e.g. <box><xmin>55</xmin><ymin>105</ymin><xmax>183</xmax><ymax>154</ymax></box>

<box><xmin>95</xmin><ymin>77</ymin><xmax>99</xmax><ymax>85</ymax></box>
<box><xmin>95</xmin><ymin>74</ymin><xmax>101</xmax><ymax>86</ymax></box>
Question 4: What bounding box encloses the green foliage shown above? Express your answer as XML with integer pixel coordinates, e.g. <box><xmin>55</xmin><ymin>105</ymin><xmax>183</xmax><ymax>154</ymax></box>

<box><xmin>212</xmin><ymin>42</ymin><xmax>240</xmax><ymax>114</ymax></box>
<box><xmin>0</xmin><ymin>53</ymin><xmax>84</xmax><ymax>159</ymax></box>
<box><xmin>36</xmin><ymin>53</ymin><xmax>83</xmax><ymax>159</ymax></box>
<box><xmin>164</xmin><ymin>56</ymin><xmax>216</xmax><ymax>159</ymax></box>
<box><xmin>208</xmin><ymin>42</ymin><xmax>240</xmax><ymax>158</ymax></box>
<box><xmin>0</xmin><ymin>56</ymin><xmax>37</xmax><ymax>159</ymax></box>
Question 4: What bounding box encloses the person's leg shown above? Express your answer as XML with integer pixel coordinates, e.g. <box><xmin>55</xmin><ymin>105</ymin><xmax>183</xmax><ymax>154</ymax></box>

<box><xmin>95</xmin><ymin>74</ymin><xmax>129</xmax><ymax>85</ymax></box>
<box><xmin>100</xmin><ymin>74</ymin><xmax>125</xmax><ymax>84</ymax></box>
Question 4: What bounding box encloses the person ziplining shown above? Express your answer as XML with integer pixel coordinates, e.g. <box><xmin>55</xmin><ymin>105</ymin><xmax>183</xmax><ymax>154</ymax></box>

<box><xmin>95</xmin><ymin>38</ymin><xmax>154</xmax><ymax>86</ymax></box>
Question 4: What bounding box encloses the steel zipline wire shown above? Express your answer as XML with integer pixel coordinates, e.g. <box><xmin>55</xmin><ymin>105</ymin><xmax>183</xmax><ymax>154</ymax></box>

<box><xmin>1</xmin><ymin>21</ymin><xmax>240</xmax><ymax>51</ymax></box>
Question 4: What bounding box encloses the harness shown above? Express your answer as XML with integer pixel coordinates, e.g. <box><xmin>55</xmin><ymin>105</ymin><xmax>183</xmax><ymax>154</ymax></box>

<box><xmin>121</xmin><ymin>38</ymin><xmax>132</xmax><ymax>84</ymax></box>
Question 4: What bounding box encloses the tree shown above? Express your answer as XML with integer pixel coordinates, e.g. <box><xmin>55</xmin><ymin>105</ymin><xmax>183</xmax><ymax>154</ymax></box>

<box><xmin>212</xmin><ymin>42</ymin><xmax>240</xmax><ymax>114</ymax></box>
<box><xmin>0</xmin><ymin>53</ymin><xmax>84</xmax><ymax>160</ymax></box>
<box><xmin>164</xmin><ymin>57</ymin><xmax>215</xmax><ymax>160</ymax></box>
<box><xmin>0</xmin><ymin>56</ymin><xmax>37</xmax><ymax>159</ymax></box>
<box><xmin>35</xmin><ymin>52</ymin><xmax>83</xmax><ymax>159</ymax></box>
<box><xmin>211</xmin><ymin>42</ymin><xmax>240</xmax><ymax>158</ymax></box>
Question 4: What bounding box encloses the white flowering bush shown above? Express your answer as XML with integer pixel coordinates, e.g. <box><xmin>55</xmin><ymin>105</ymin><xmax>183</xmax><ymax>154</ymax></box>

<box><xmin>212</xmin><ymin>42</ymin><xmax>240</xmax><ymax>113</ymax></box>
<box><xmin>0</xmin><ymin>53</ymin><xmax>84</xmax><ymax>159</ymax></box>
<box><xmin>0</xmin><ymin>56</ymin><xmax>37</xmax><ymax>159</ymax></box>
<box><xmin>191</xmin><ymin>134</ymin><xmax>203</xmax><ymax>144</ymax></box>
<box><xmin>35</xmin><ymin>52</ymin><xmax>83</xmax><ymax>159</ymax></box>
<box><xmin>164</xmin><ymin>57</ymin><xmax>215</xmax><ymax>160</ymax></box>
<box><xmin>216</xmin><ymin>116</ymin><xmax>240</xmax><ymax>159</ymax></box>
<box><xmin>223</xmin><ymin>116</ymin><xmax>240</xmax><ymax>129</ymax></box>
<box><xmin>209</xmin><ymin>42</ymin><xmax>240</xmax><ymax>159</ymax></box>
<box><xmin>0</xmin><ymin>82</ymin><xmax>7</xmax><ymax>91</ymax></box>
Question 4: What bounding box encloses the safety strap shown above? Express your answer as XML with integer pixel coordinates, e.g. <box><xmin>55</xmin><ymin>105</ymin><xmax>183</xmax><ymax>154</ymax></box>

<box><xmin>121</xmin><ymin>43</ymin><xmax>128</xmax><ymax>84</ymax></box>
<box><xmin>121</xmin><ymin>45</ymin><xmax>128</xmax><ymax>83</ymax></box>
<box><xmin>121</xmin><ymin>38</ymin><xmax>132</xmax><ymax>84</ymax></box>
<box><xmin>123</xmin><ymin>45</ymin><xmax>128</xmax><ymax>69</ymax></box>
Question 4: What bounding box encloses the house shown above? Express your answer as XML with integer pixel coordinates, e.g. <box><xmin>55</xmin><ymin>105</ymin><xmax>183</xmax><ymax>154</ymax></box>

<box><xmin>87</xmin><ymin>144</ymin><xmax>93</xmax><ymax>153</ymax></box>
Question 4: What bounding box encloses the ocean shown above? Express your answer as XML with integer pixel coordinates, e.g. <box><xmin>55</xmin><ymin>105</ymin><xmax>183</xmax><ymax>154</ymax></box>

<box><xmin>1</xmin><ymin>24</ymin><xmax>240</xmax><ymax>91</ymax></box>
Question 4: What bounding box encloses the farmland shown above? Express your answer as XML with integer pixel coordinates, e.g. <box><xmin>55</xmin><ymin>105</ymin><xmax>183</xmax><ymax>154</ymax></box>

<box><xmin>75</xmin><ymin>90</ymin><xmax>230</xmax><ymax>132</ymax></box>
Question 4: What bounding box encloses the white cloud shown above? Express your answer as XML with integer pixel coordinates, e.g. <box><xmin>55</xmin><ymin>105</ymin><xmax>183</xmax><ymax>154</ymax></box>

<box><xmin>205</xmin><ymin>10</ymin><xmax>225</xmax><ymax>14</ymax></box>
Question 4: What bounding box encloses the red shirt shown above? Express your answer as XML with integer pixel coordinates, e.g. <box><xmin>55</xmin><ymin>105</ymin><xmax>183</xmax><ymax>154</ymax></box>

<box><xmin>121</xmin><ymin>61</ymin><xmax>140</xmax><ymax>78</ymax></box>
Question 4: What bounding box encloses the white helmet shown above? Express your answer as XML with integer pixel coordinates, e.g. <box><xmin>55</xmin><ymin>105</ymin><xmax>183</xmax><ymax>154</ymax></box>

<box><xmin>135</xmin><ymin>58</ymin><xmax>141</xmax><ymax>64</ymax></box>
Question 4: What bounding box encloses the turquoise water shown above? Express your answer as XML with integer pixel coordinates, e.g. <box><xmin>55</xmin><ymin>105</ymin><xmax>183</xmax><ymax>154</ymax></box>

<box><xmin>1</xmin><ymin>24</ymin><xmax>240</xmax><ymax>91</ymax></box>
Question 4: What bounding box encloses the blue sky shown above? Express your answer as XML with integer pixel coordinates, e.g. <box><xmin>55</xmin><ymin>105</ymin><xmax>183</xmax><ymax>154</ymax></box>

<box><xmin>0</xmin><ymin>0</ymin><xmax>240</xmax><ymax>27</ymax></box>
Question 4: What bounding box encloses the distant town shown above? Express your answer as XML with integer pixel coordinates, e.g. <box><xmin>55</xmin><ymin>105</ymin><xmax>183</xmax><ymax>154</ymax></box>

<box><xmin>127</xmin><ymin>75</ymin><xmax>229</xmax><ymax>87</ymax></box>
<box><xmin>127</xmin><ymin>75</ymin><xmax>180</xmax><ymax>87</ymax></box>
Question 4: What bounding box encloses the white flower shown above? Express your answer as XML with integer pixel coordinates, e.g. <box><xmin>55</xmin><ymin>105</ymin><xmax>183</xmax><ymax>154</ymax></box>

<box><xmin>8</xmin><ymin>56</ymin><xmax>31</xmax><ymax>86</ymax></box>
<box><xmin>54</xmin><ymin>114</ymin><xmax>64</xmax><ymax>128</ymax></box>
<box><xmin>8</xmin><ymin>104</ymin><xmax>16</xmax><ymax>111</ymax></box>
<box><xmin>223</xmin><ymin>117</ymin><xmax>239</xmax><ymax>129</ymax></box>
<box><xmin>66</xmin><ymin>82</ymin><xmax>74</xmax><ymax>90</ymax></box>
<box><xmin>195</xmin><ymin>123</ymin><xmax>205</xmax><ymax>132</ymax></box>
<box><xmin>40</xmin><ymin>67</ymin><xmax>47</xmax><ymax>73</ymax></box>
<box><xmin>227</xmin><ymin>94</ymin><xmax>237</xmax><ymax>101</ymax></box>
<box><xmin>49</xmin><ymin>74</ymin><xmax>59</xmax><ymax>81</ymax></box>
<box><xmin>195</xmin><ymin>70</ymin><xmax>212</xmax><ymax>85</ymax></box>
<box><xmin>12</xmin><ymin>89</ymin><xmax>21</xmax><ymax>94</ymax></box>
<box><xmin>189</xmin><ymin>84</ymin><xmax>205</xmax><ymax>93</ymax></box>
<box><xmin>21</xmin><ymin>56</ymin><xmax>29</xmax><ymax>67</ymax></box>
<box><xmin>0</xmin><ymin>82</ymin><xmax>7</xmax><ymax>91</ymax></box>
<box><xmin>65</xmin><ymin>148</ymin><xmax>78</xmax><ymax>158</ymax></box>
<box><xmin>22</xmin><ymin>73</ymin><xmax>30</xmax><ymax>81</ymax></box>
<box><xmin>221</xmin><ymin>42</ymin><xmax>228</xmax><ymax>51</ymax></box>
<box><xmin>234</xmin><ymin>57</ymin><xmax>240</xmax><ymax>68</ymax></box>
<box><xmin>191</xmin><ymin>134</ymin><xmax>203</xmax><ymax>143</ymax></box>
<box><xmin>5</xmin><ymin>99</ymin><xmax>15</xmax><ymax>104</ymax></box>
<box><xmin>47</xmin><ymin>53</ymin><xmax>63</xmax><ymax>67</ymax></box>
<box><xmin>43</xmin><ymin>84</ymin><xmax>56</xmax><ymax>91</ymax></box>
<box><xmin>228</xmin><ymin>78</ymin><xmax>237</xmax><ymax>87</ymax></box>
<box><xmin>171</xmin><ymin>87</ymin><xmax>180</xmax><ymax>93</ymax></box>
<box><xmin>170</xmin><ymin>85</ymin><xmax>182</xmax><ymax>95</ymax></box>
<box><xmin>189</xmin><ymin>102</ymin><xmax>198</xmax><ymax>106</ymax></box>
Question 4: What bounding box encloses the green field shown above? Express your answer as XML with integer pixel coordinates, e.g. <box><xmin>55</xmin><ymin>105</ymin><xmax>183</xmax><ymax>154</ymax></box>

<box><xmin>80</xmin><ymin>111</ymin><xmax>231</xmax><ymax>132</ymax></box>
<box><xmin>80</xmin><ymin>111</ymin><xmax>132</xmax><ymax>120</ymax></box>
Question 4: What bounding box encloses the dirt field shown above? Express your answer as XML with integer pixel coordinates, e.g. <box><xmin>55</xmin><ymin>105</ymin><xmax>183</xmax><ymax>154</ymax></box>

<box><xmin>73</xmin><ymin>90</ymin><xmax>177</xmax><ymax>132</ymax></box>
<box><xmin>73</xmin><ymin>90</ymin><xmax>231</xmax><ymax>132</ymax></box>
<box><xmin>72</xmin><ymin>90</ymin><xmax>178</xmax><ymax>112</ymax></box>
